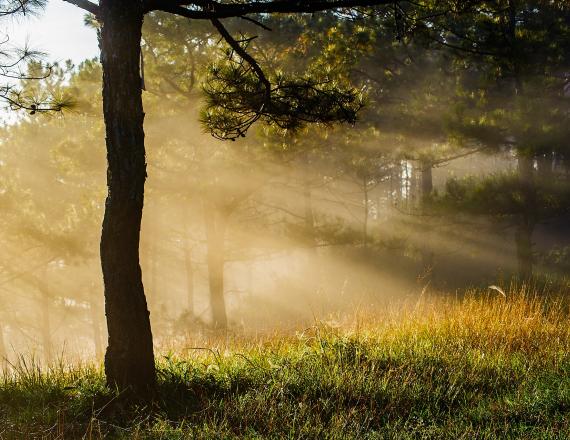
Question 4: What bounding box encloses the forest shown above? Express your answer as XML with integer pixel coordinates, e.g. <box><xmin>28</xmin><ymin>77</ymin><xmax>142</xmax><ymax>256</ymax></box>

<box><xmin>1</xmin><ymin>0</ymin><xmax>570</xmax><ymax>438</ymax></box>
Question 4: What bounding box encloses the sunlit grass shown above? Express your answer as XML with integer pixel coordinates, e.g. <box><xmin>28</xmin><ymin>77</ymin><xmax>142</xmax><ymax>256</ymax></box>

<box><xmin>1</xmin><ymin>286</ymin><xmax>570</xmax><ymax>439</ymax></box>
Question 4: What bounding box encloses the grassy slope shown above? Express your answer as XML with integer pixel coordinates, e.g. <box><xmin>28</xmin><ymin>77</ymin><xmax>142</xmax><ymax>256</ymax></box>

<box><xmin>1</xmin><ymin>290</ymin><xmax>570</xmax><ymax>439</ymax></box>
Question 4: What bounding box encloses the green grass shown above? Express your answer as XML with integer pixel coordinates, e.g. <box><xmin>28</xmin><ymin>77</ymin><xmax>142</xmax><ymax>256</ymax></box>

<box><xmin>1</xmin><ymin>290</ymin><xmax>570</xmax><ymax>439</ymax></box>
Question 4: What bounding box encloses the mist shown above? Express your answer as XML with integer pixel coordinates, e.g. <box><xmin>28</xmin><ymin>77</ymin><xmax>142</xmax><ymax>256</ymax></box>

<box><xmin>0</xmin><ymin>5</ymin><xmax>569</xmax><ymax>370</ymax></box>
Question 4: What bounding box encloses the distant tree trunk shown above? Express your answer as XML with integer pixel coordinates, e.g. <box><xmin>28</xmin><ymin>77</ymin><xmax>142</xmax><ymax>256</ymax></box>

<box><xmin>516</xmin><ymin>154</ymin><xmax>535</xmax><ymax>279</ymax></box>
<box><xmin>247</xmin><ymin>263</ymin><xmax>253</xmax><ymax>297</ymax></box>
<box><xmin>515</xmin><ymin>222</ymin><xmax>533</xmax><ymax>279</ymax></box>
<box><xmin>303</xmin><ymin>170</ymin><xmax>316</xmax><ymax>247</ymax></box>
<box><xmin>99</xmin><ymin>0</ymin><xmax>156</xmax><ymax>396</ymax></box>
<box><xmin>420</xmin><ymin>160</ymin><xmax>433</xmax><ymax>197</ymax></box>
<box><xmin>302</xmin><ymin>155</ymin><xmax>320</xmax><ymax>296</ymax></box>
<box><xmin>90</xmin><ymin>295</ymin><xmax>103</xmax><ymax>360</ymax></box>
<box><xmin>0</xmin><ymin>322</ymin><xmax>6</xmax><ymax>365</ymax></box>
<box><xmin>184</xmin><ymin>242</ymin><xmax>195</xmax><ymax>316</ymax></box>
<box><xmin>404</xmin><ymin>160</ymin><xmax>413</xmax><ymax>210</ymax></box>
<box><xmin>150</xmin><ymin>240</ymin><xmax>159</xmax><ymax>310</ymax></box>
<box><xmin>362</xmin><ymin>175</ymin><xmax>369</xmax><ymax>249</ymax></box>
<box><xmin>41</xmin><ymin>296</ymin><xmax>52</xmax><ymax>366</ymax></box>
<box><xmin>390</xmin><ymin>160</ymin><xmax>404</xmax><ymax>207</ymax></box>
<box><xmin>420</xmin><ymin>159</ymin><xmax>435</xmax><ymax>281</ymax></box>
<box><xmin>37</xmin><ymin>269</ymin><xmax>52</xmax><ymax>366</ymax></box>
<box><xmin>537</xmin><ymin>153</ymin><xmax>553</xmax><ymax>181</ymax></box>
<box><xmin>204</xmin><ymin>203</ymin><xmax>228</xmax><ymax>330</ymax></box>
<box><xmin>182</xmin><ymin>207</ymin><xmax>195</xmax><ymax>315</ymax></box>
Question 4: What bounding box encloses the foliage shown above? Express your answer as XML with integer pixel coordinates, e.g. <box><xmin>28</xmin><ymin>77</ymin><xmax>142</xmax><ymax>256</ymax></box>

<box><xmin>435</xmin><ymin>172</ymin><xmax>570</xmax><ymax>222</ymax></box>
<box><xmin>0</xmin><ymin>1</ymin><xmax>75</xmax><ymax>112</ymax></box>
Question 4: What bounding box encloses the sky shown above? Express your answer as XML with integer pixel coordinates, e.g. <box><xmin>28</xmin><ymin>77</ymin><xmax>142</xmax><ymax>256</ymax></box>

<box><xmin>5</xmin><ymin>1</ymin><xmax>99</xmax><ymax>66</ymax></box>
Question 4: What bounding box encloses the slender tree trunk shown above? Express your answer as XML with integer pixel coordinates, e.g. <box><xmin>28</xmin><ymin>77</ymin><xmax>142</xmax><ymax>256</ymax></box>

<box><xmin>420</xmin><ymin>160</ymin><xmax>433</xmax><ymax>197</ymax></box>
<box><xmin>0</xmin><ymin>322</ymin><xmax>6</xmax><ymax>366</ymax></box>
<box><xmin>404</xmin><ymin>160</ymin><xmax>412</xmax><ymax>210</ymax></box>
<box><xmin>363</xmin><ymin>176</ymin><xmax>369</xmax><ymax>249</ymax></box>
<box><xmin>99</xmin><ymin>0</ymin><xmax>156</xmax><ymax>395</ymax></box>
<box><xmin>420</xmin><ymin>160</ymin><xmax>435</xmax><ymax>281</ymax></box>
<box><xmin>150</xmin><ymin>240</ymin><xmax>159</xmax><ymax>310</ymax></box>
<box><xmin>37</xmin><ymin>269</ymin><xmax>52</xmax><ymax>366</ymax></box>
<box><xmin>41</xmin><ymin>289</ymin><xmax>52</xmax><ymax>366</ymax></box>
<box><xmin>537</xmin><ymin>153</ymin><xmax>553</xmax><ymax>181</ymax></box>
<box><xmin>303</xmin><ymin>171</ymin><xmax>316</xmax><ymax>247</ymax></box>
<box><xmin>205</xmin><ymin>204</ymin><xmax>228</xmax><ymax>330</ymax></box>
<box><xmin>390</xmin><ymin>160</ymin><xmax>404</xmax><ymax>207</ymax></box>
<box><xmin>515</xmin><ymin>222</ymin><xmax>533</xmax><ymax>279</ymax></box>
<box><xmin>302</xmin><ymin>155</ymin><xmax>320</xmax><ymax>296</ymax></box>
<box><xmin>516</xmin><ymin>155</ymin><xmax>535</xmax><ymax>279</ymax></box>
<box><xmin>247</xmin><ymin>263</ymin><xmax>253</xmax><ymax>297</ymax></box>
<box><xmin>182</xmin><ymin>208</ymin><xmax>194</xmax><ymax>315</ymax></box>
<box><xmin>184</xmin><ymin>242</ymin><xmax>195</xmax><ymax>316</ymax></box>
<box><xmin>90</xmin><ymin>296</ymin><xmax>103</xmax><ymax>360</ymax></box>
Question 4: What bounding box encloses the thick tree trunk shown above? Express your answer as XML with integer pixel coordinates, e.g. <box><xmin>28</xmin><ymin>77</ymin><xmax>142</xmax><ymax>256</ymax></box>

<box><xmin>204</xmin><ymin>203</ymin><xmax>228</xmax><ymax>330</ymax></box>
<box><xmin>99</xmin><ymin>0</ymin><xmax>156</xmax><ymax>395</ymax></box>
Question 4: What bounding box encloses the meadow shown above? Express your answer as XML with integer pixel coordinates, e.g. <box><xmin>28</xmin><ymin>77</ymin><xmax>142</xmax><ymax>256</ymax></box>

<box><xmin>1</xmin><ymin>286</ymin><xmax>570</xmax><ymax>439</ymax></box>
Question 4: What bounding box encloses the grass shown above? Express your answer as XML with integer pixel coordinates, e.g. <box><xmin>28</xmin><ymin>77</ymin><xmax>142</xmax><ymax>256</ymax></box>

<box><xmin>1</xmin><ymin>287</ymin><xmax>570</xmax><ymax>439</ymax></box>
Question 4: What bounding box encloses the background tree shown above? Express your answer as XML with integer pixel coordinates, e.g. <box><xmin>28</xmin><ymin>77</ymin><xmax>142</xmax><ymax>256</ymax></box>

<box><xmin>423</xmin><ymin>0</ymin><xmax>570</xmax><ymax>278</ymax></box>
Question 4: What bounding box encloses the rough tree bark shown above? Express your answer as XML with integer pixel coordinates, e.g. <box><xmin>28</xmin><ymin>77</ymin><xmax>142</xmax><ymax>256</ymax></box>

<box><xmin>99</xmin><ymin>0</ymin><xmax>156</xmax><ymax>395</ymax></box>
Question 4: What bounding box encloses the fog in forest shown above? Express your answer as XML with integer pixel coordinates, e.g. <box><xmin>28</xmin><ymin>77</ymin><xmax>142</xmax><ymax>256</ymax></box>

<box><xmin>0</xmin><ymin>8</ymin><xmax>569</xmax><ymax>367</ymax></box>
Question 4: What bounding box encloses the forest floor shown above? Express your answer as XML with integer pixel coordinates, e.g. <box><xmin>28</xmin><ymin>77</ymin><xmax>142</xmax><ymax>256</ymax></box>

<box><xmin>1</xmin><ymin>287</ymin><xmax>570</xmax><ymax>439</ymax></box>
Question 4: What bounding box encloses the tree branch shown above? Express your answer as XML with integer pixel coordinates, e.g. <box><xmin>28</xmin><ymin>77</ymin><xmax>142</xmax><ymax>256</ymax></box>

<box><xmin>62</xmin><ymin>0</ymin><xmax>99</xmax><ymax>16</ymax></box>
<box><xmin>146</xmin><ymin>0</ymin><xmax>394</xmax><ymax>19</ymax></box>
<box><xmin>210</xmin><ymin>17</ymin><xmax>271</xmax><ymax>105</ymax></box>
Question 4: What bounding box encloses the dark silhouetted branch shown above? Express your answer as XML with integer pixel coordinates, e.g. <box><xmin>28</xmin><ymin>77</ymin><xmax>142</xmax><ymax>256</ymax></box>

<box><xmin>62</xmin><ymin>0</ymin><xmax>99</xmax><ymax>16</ymax></box>
<box><xmin>146</xmin><ymin>0</ymin><xmax>395</xmax><ymax>19</ymax></box>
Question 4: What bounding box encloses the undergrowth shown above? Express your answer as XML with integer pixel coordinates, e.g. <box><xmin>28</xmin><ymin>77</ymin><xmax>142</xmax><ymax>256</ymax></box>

<box><xmin>1</xmin><ymin>288</ymin><xmax>570</xmax><ymax>439</ymax></box>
